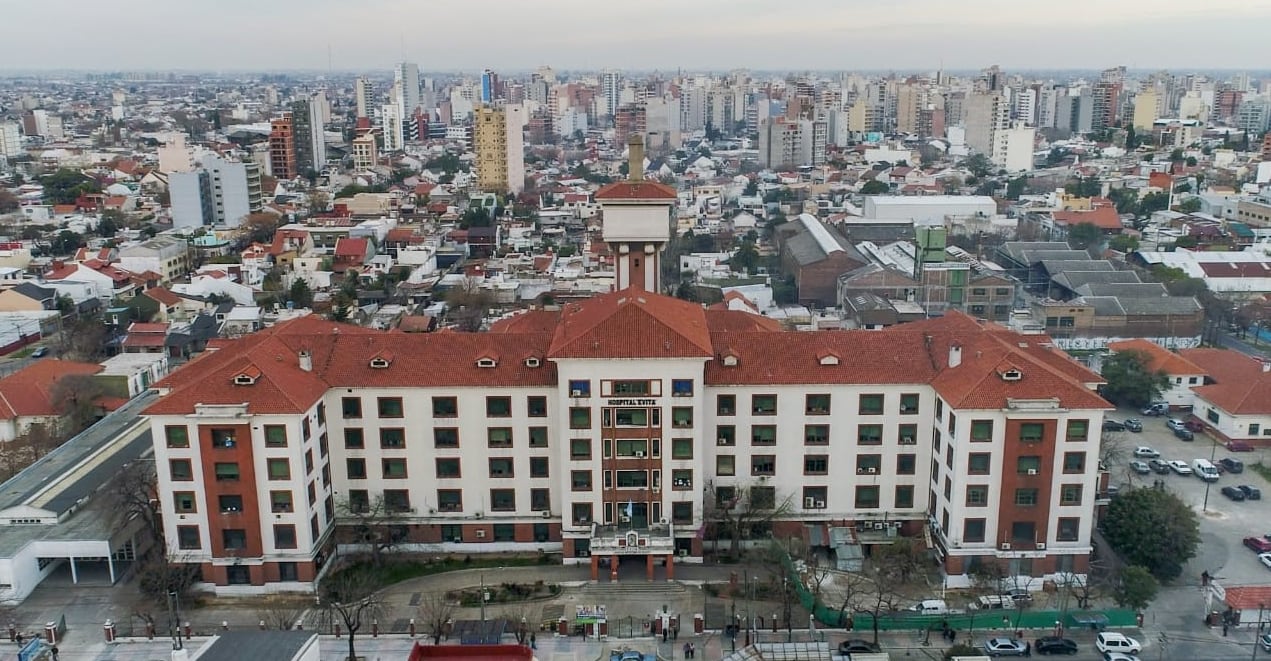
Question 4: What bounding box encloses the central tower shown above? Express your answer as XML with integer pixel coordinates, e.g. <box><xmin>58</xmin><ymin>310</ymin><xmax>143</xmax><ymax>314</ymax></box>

<box><xmin>595</xmin><ymin>135</ymin><xmax>677</xmax><ymax>292</ymax></box>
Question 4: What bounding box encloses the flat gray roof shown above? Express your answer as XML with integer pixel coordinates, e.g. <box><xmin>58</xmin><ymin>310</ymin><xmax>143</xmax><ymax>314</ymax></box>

<box><xmin>194</xmin><ymin>630</ymin><xmax>318</xmax><ymax>661</ymax></box>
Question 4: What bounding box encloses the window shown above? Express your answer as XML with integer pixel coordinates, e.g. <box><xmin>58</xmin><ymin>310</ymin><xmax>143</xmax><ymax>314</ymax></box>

<box><xmin>434</xmin><ymin>428</ymin><xmax>459</xmax><ymax>448</ymax></box>
<box><xmin>970</xmin><ymin>420</ymin><xmax>993</xmax><ymax>442</ymax></box>
<box><xmin>489</xmin><ymin>458</ymin><xmax>513</xmax><ymax>478</ymax></box>
<box><xmin>177</xmin><ymin>526</ymin><xmax>201</xmax><ymax>550</ymax></box>
<box><xmin>1060</xmin><ymin>484</ymin><xmax>1083</xmax><ymax>506</ymax></box>
<box><xmin>568</xmin><ymin>380</ymin><xmax>591</xmax><ymax>397</ymax></box>
<box><xmin>174</xmin><ymin>492</ymin><xmax>197</xmax><ymax>513</ymax></box>
<box><xmin>899</xmin><ymin>393</ymin><xmax>920</xmax><ymax>414</ymax></box>
<box><xmin>265</xmin><ymin>459</ymin><xmax>288</xmax><ymax>480</ymax></box>
<box><xmin>571</xmin><ymin>470</ymin><xmax>592</xmax><ymax>491</ymax></box>
<box><xmin>341</xmin><ymin>397</ymin><xmax>362</xmax><ymax>419</ymax></box>
<box><xmin>672</xmin><ymin>502</ymin><xmax>693</xmax><ymax>524</ymax></box>
<box><xmin>493</xmin><ymin>524</ymin><xmax>516</xmax><ymax>542</ymax></box>
<box><xmin>1250</xmin><ymin>423</ymin><xmax>1261</xmax><ymax>435</ymax></box>
<box><xmin>963</xmin><ymin>519</ymin><xmax>986</xmax><ymax>543</ymax></box>
<box><xmin>530</xmin><ymin>456</ymin><xmax>549</xmax><ymax>478</ymax></box>
<box><xmin>716</xmin><ymin>455</ymin><xmax>735</xmax><ymax>476</ymax></box>
<box><xmin>972</xmin><ymin>287</ymin><xmax>987</xmax><ymax>296</ymax></box>
<box><xmin>968</xmin><ymin>453</ymin><xmax>991</xmax><ymax>474</ymax></box>
<box><xmin>1207</xmin><ymin>408</ymin><xmax>1220</xmax><ymax>424</ymax></box>
<box><xmin>572</xmin><ymin>503</ymin><xmax>592</xmax><ymax>525</ymax></box>
<box><xmin>570</xmin><ymin>438</ymin><xmax>591</xmax><ymax>460</ymax></box>
<box><xmin>347</xmin><ymin>489</ymin><xmax>370</xmax><ymax>513</ymax></box>
<box><xmin>672</xmin><ymin>379</ymin><xmax>694</xmax><ymax>396</ymax></box>
<box><xmin>271</xmin><ymin>491</ymin><xmax>293</xmax><ymax>513</ymax></box>
<box><xmin>995</xmin><ymin>287</ymin><xmax>1011</xmax><ymax>296</ymax></box>
<box><xmin>805</xmin><ymin>394</ymin><xmax>831</xmax><ymax>415</ymax></box>
<box><xmin>222</xmin><ymin>529</ymin><xmax>247</xmax><ymax>550</ymax></box>
<box><xmin>1019</xmin><ymin>422</ymin><xmax>1044</xmax><ymax>442</ymax></box>
<box><xmin>380</xmin><ymin>428</ymin><xmax>405</xmax><ymax>449</ymax></box>
<box><xmin>858</xmin><ymin>394</ymin><xmax>884</xmax><ymax>415</ymax></box>
<box><xmin>384</xmin><ymin>489</ymin><xmax>411</xmax><ymax>512</ymax></box>
<box><xmin>857</xmin><ymin>424</ymin><xmax>882</xmax><ymax>445</ymax></box>
<box><xmin>436</xmin><ymin>458</ymin><xmax>460</xmax><ymax>478</ymax></box>
<box><xmin>751</xmin><ymin>425</ymin><xmax>776</xmax><ymax>446</ymax></box>
<box><xmin>527</xmin><ymin>426</ymin><xmax>548</xmax><ymax>448</ymax></box>
<box><xmin>616</xmin><ymin>470</ymin><xmax>648</xmax><ymax>488</ymax></box>
<box><xmin>530</xmin><ymin>488</ymin><xmax>550</xmax><ymax>511</ymax></box>
<box><xmin>1063</xmin><ymin>452</ymin><xmax>1086</xmax><ymax>473</ymax></box>
<box><xmin>437</xmin><ymin>489</ymin><xmax>462</xmax><ymax>512</ymax></box>
<box><xmin>804</xmin><ymin>455</ymin><xmax>828</xmax><ymax>475</ymax></box>
<box><xmin>715</xmin><ymin>486</ymin><xmax>736</xmax><ymax>508</ymax></box>
<box><xmin>346</xmin><ymin>458</ymin><xmax>367</xmax><ymax>480</ymax></box>
<box><xmin>856</xmin><ymin>454</ymin><xmax>882</xmax><ymax>473</ymax></box>
<box><xmin>527</xmin><ymin>396</ymin><xmax>547</xmax><ymax>417</ymax></box>
<box><xmin>896</xmin><ymin>454</ymin><xmax>916</xmax><ymax>475</ymax></box>
<box><xmin>487</xmin><ymin>427</ymin><xmax>513</xmax><ymax>448</ymax></box>
<box><xmin>803</xmin><ymin>486</ymin><xmax>827</xmax><ymax>508</ymax></box>
<box><xmin>672</xmin><ymin>469</ymin><xmax>693</xmax><ymax>489</ymax></box>
<box><xmin>486</xmin><ymin>396</ymin><xmax>512</xmax><ymax>417</ymax></box>
<box><xmin>377</xmin><ymin>397</ymin><xmax>403</xmax><ymax>418</ymax></box>
<box><xmin>170</xmin><ymin>459</ymin><xmax>193</xmax><ymax>481</ymax></box>
<box><xmin>303</xmin><ymin>450</ymin><xmax>314</xmax><ymax>474</ymax></box>
<box><xmin>344</xmin><ymin>428</ymin><xmax>364</xmax><ymax>449</ymax></box>
<box><xmin>274</xmin><ymin>525</ymin><xmax>297</xmax><ymax>549</ymax></box>
<box><xmin>1057</xmin><ymin>517</ymin><xmax>1080</xmax><ymax>541</ymax></box>
<box><xmin>490</xmin><ymin>489</ymin><xmax>516</xmax><ymax>511</ymax></box>
<box><xmin>671</xmin><ymin>437</ymin><xmax>693</xmax><ymax>459</ymax></box>
<box><xmin>751</xmin><ymin>394</ymin><xmax>777</xmax><ymax>415</ymax></box>
<box><xmin>855</xmin><ymin>485</ymin><xmax>880</xmax><ymax>509</ymax></box>
<box><xmin>1016</xmin><ymin>456</ymin><xmax>1041</xmax><ymax>474</ymax></box>
<box><xmin>966</xmin><ymin>485</ymin><xmax>988</xmax><ymax>506</ymax></box>
<box><xmin>895</xmin><ymin>485</ymin><xmax>915</xmax><ymax>509</ymax></box>
<box><xmin>716</xmin><ymin>425</ymin><xmax>736</xmax><ymax>446</ymax></box>
<box><xmin>751</xmin><ymin>455</ymin><xmax>775</xmax><ymax>476</ymax></box>
<box><xmin>671</xmin><ymin>407</ymin><xmax>693</xmax><ymax>428</ymax></box>
<box><xmin>301</xmin><ymin>418</ymin><xmax>311</xmax><ymax>441</ymax></box>
<box><xmin>1014</xmin><ymin>488</ymin><xmax>1039</xmax><ymax>506</ymax></box>
<box><xmin>751</xmin><ymin>486</ymin><xmax>776</xmax><ymax>509</ymax></box>
<box><xmin>717</xmin><ymin>395</ymin><xmax>736</xmax><ymax>416</ymax></box>
<box><xmin>612</xmin><ymin>380</ymin><xmax>651</xmax><ymax>395</ymax></box>
<box><xmin>382</xmin><ymin>458</ymin><xmax>408</xmax><ymax>479</ymax></box>
<box><xmin>208</xmin><ymin>428</ymin><xmax>236</xmax><ymax>449</ymax></box>
<box><xmin>1065</xmin><ymin>419</ymin><xmax>1088</xmax><ymax>441</ymax></box>
<box><xmin>165</xmin><ymin>426</ymin><xmax>189</xmax><ymax>448</ymax></box>
<box><xmin>432</xmin><ymin>396</ymin><xmax>457</xmax><ymax>417</ymax></box>
<box><xmin>804</xmin><ymin>424</ymin><xmax>829</xmax><ymax>445</ymax></box>
<box><xmin>317</xmin><ymin>403</ymin><xmax>325</xmax><ymax>425</ymax></box>
<box><xmin>570</xmin><ymin>407</ymin><xmax>591</xmax><ymax>429</ymax></box>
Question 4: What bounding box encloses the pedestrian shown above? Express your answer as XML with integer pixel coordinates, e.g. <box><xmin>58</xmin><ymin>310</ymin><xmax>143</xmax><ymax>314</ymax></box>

<box><xmin>691</xmin><ymin>643</ymin><xmax>696</xmax><ymax>658</ymax></box>
<box><xmin>684</xmin><ymin>642</ymin><xmax>691</xmax><ymax>658</ymax></box>
<box><xmin>1024</xmin><ymin>641</ymin><xmax>1031</xmax><ymax>657</ymax></box>
<box><xmin>530</xmin><ymin>633</ymin><xmax>536</xmax><ymax>650</ymax></box>
<box><xmin>51</xmin><ymin>647</ymin><xmax>59</xmax><ymax>661</ymax></box>
<box><xmin>1223</xmin><ymin>623</ymin><xmax>1229</xmax><ymax>636</ymax></box>
<box><xmin>673</xmin><ymin>626</ymin><xmax>679</xmax><ymax>640</ymax></box>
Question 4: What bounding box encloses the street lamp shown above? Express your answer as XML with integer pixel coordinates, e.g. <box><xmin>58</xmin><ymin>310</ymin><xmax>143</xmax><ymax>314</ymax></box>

<box><xmin>1253</xmin><ymin>603</ymin><xmax>1265</xmax><ymax>661</ymax></box>
<box><xmin>1202</xmin><ymin>438</ymin><xmax>1219</xmax><ymax>512</ymax></box>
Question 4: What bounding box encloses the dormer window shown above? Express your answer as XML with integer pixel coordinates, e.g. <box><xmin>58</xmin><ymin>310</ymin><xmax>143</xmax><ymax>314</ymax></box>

<box><xmin>233</xmin><ymin>374</ymin><xmax>256</xmax><ymax>386</ymax></box>
<box><xmin>817</xmin><ymin>350</ymin><xmax>840</xmax><ymax>366</ymax></box>
<box><xmin>524</xmin><ymin>357</ymin><xmax>541</xmax><ymax>368</ymax></box>
<box><xmin>721</xmin><ymin>354</ymin><xmax>739</xmax><ymax>367</ymax></box>
<box><xmin>1000</xmin><ymin>368</ymin><xmax>1023</xmax><ymax>382</ymax></box>
<box><xmin>369</xmin><ymin>357</ymin><xmax>391</xmax><ymax>369</ymax></box>
<box><xmin>476</xmin><ymin>357</ymin><xmax>498</xmax><ymax>368</ymax></box>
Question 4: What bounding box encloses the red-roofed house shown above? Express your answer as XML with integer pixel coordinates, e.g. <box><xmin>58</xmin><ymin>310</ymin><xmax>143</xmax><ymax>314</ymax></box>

<box><xmin>332</xmin><ymin>237</ymin><xmax>373</xmax><ymax>272</ymax></box>
<box><xmin>1178</xmin><ymin>348</ymin><xmax>1271</xmax><ymax>445</ymax></box>
<box><xmin>1106</xmin><ymin>339</ymin><xmax>1206</xmax><ymax>408</ymax></box>
<box><xmin>0</xmin><ymin>359</ymin><xmax>103</xmax><ymax>441</ymax></box>
<box><xmin>1051</xmin><ymin>205</ymin><xmax>1124</xmax><ymax>236</ymax></box>
<box><xmin>122</xmin><ymin>322</ymin><xmax>170</xmax><ymax>354</ymax></box>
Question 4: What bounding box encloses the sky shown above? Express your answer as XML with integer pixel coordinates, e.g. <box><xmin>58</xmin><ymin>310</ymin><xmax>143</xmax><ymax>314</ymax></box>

<box><xmin>2</xmin><ymin>0</ymin><xmax>1270</xmax><ymax>73</ymax></box>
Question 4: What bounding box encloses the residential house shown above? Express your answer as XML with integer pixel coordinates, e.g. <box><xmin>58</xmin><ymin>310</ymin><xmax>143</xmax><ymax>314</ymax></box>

<box><xmin>121</xmin><ymin>322</ymin><xmax>170</xmax><ymax>354</ymax></box>
<box><xmin>1105</xmin><ymin>339</ymin><xmax>1206</xmax><ymax>409</ymax></box>
<box><xmin>117</xmin><ymin>235</ymin><xmax>190</xmax><ymax>284</ymax></box>
<box><xmin>1177</xmin><ymin>348</ymin><xmax>1271</xmax><ymax>445</ymax></box>
<box><xmin>0</xmin><ymin>283</ymin><xmax>59</xmax><ymax>313</ymax></box>
<box><xmin>0</xmin><ymin>359</ymin><xmax>103</xmax><ymax>441</ymax></box>
<box><xmin>332</xmin><ymin>237</ymin><xmax>373</xmax><ymax>273</ymax></box>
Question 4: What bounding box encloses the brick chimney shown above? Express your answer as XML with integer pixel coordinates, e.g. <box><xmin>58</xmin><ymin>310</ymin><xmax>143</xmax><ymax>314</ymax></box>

<box><xmin>628</xmin><ymin>134</ymin><xmax>644</xmax><ymax>182</ymax></box>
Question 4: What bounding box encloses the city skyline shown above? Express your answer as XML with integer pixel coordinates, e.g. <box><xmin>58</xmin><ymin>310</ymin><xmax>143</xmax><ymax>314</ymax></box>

<box><xmin>1</xmin><ymin>0</ymin><xmax>1269</xmax><ymax>72</ymax></box>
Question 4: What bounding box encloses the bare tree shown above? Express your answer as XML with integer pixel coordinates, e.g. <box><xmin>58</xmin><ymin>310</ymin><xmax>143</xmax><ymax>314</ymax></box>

<box><xmin>443</xmin><ymin>277</ymin><xmax>494</xmax><ymax>332</ymax></box>
<box><xmin>872</xmin><ymin>537</ymin><xmax>928</xmax><ymax>584</ymax></box>
<box><xmin>257</xmin><ymin>597</ymin><xmax>307</xmax><ymax>630</ymax></box>
<box><xmin>318</xmin><ymin>569</ymin><xmax>386</xmax><ymax>661</ymax></box>
<box><xmin>106</xmin><ymin>459</ymin><xmax>163</xmax><ymax>552</ymax></box>
<box><xmin>56</xmin><ymin>317</ymin><xmax>107</xmax><ymax>362</ymax></box>
<box><xmin>965</xmin><ymin>562</ymin><xmax>1007</xmax><ymax>643</ymax></box>
<box><xmin>703</xmin><ymin>481</ymin><xmax>795</xmax><ymax>558</ymax></box>
<box><xmin>499</xmin><ymin>604</ymin><xmax>533</xmax><ymax>645</ymax></box>
<box><xmin>335</xmin><ymin>493</ymin><xmax>407</xmax><ymax>568</ymax></box>
<box><xmin>418</xmin><ymin>592</ymin><xmax>457</xmax><ymax>644</ymax></box>
<box><xmin>51</xmin><ymin>373</ymin><xmax>108</xmax><ymax>433</ymax></box>
<box><xmin>834</xmin><ymin>570</ymin><xmax>905</xmax><ymax>645</ymax></box>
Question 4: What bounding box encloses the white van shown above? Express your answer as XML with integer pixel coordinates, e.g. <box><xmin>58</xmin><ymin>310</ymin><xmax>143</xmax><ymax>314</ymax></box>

<box><xmin>971</xmin><ymin>594</ymin><xmax>1016</xmax><ymax>610</ymax></box>
<box><xmin>908</xmin><ymin>599</ymin><xmax>952</xmax><ymax>615</ymax></box>
<box><xmin>1193</xmin><ymin>458</ymin><xmax>1220</xmax><ymax>482</ymax></box>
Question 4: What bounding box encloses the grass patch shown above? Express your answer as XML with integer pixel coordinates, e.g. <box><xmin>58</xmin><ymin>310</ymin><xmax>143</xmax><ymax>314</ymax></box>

<box><xmin>330</xmin><ymin>553</ymin><xmax>560</xmax><ymax>589</ymax></box>
<box><xmin>1250</xmin><ymin>462</ymin><xmax>1271</xmax><ymax>484</ymax></box>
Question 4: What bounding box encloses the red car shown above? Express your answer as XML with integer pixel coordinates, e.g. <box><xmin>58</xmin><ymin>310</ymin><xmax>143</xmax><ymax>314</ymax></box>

<box><xmin>1228</xmin><ymin>441</ymin><xmax>1254</xmax><ymax>452</ymax></box>
<box><xmin>1184</xmin><ymin>419</ymin><xmax>1206</xmax><ymax>432</ymax></box>
<box><xmin>1244</xmin><ymin>536</ymin><xmax>1271</xmax><ymax>553</ymax></box>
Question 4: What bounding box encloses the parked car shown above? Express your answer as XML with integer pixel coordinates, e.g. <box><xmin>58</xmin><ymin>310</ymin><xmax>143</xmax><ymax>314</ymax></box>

<box><xmin>1222</xmin><ymin>485</ymin><xmax>1247</xmax><ymax>501</ymax></box>
<box><xmin>1034</xmin><ymin>636</ymin><xmax>1078</xmax><ymax>654</ymax></box>
<box><xmin>1095</xmin><ymin>632</ymin><xmax>1142</xmax><ymax>654</ymax></box>
<box><xmin>1142</xmin><ymin>402</ymin><xmax>1169</xmax><ymax>416</ymax></box>
<box><xmin>1003</xmin><ymin>588</ymin><xmax>1032</xmax><ymax>604</ymax></box>
<box><xmin>31</xmin><ymin>347</ymin><xmax>48</xmax><ymax>358</ymax></box>
<box><xmin>1261</xmin><ymin>553</ymin><xmax>1271</xmax><ymax>570</ymax></box>
<box><xmin>1240</xmin><ymin>485</ymin><xmax>1262</xmax><ymax>500</ymax></box>
<box><xmin>1102</xmin><ymin>653</ymin><xmax>1141</xmax><ymax>661</ymax></box>
<box><xmin>838</xmin><ymin>640</ymin><xmax>881</xmax><ymax>654</ymax></box>
<box><xmin>983</xmin><ymin>637</ymin><xmax>1030</xmax><ymax>656</ymax></box>
<box><xmin>1261</xmin><ymin>632</ymin><xmax>1271</xmax><ymax>651</ymax></box>
<box><xmin>1133</xmin><ymin>446</ymin><xmax>1160</xmax><ymax>458</ymax></box>
<box><xmin>1166</xmin><ymin>418</ymin><xmax>1187</xmax><ymax>431</ymax></box>
<box><xmin>1129</xmin><ymin>460</ymin><xmax>1151</xmax><ymax>475</ymax></box>
<box><xmin>1243</xmin><ymin>536</ymin><xmax>1271</xmax><ymax>553</ymax></box>
<box><xmin>1167</xmin><ymin>460</ymin><xmax>1192</xmax><ymax>475</ymax></box>
<box><xmin>1148</xmin><ymin>458</ymin><xmax>1170</xmax><ymax>474</ymax></box>
<box><xmin>1123</xmin><ymin>418</ymin><xmax>1143</xmax><ymax>432</ymax></box>
<box><xmin>1218</xmin><ymin>458</ymin><xmax>1245</xmax><ymax>474</ymax></box>
<box><xmin>1103</xmin><ymin>420</ymin><xmax>1127</xmax><ymax>432</ymax></box>
<box><xmin>1174</xmin><ymin>428</ymin><xmax>1195</xmax><ymax>441</ymax></box>
<box><xmin>1184</xmin><ymin>419</ymin><xmax>1205</xmax><ymax>432</ymax></box>
<box><xmin>1229</xmin><ymin>441</ymin><xmax>1254</xmax><ymax>452</ymax></box>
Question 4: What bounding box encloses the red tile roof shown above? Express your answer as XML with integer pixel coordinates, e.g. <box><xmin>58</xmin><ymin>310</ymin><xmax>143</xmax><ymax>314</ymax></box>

<box><xmin>0</xmin><ymin>359</ymin><xmax>104</xmax><ymax>420</ymax></box>
<box><xmin>1197</xmin><ymin>262</ymin><xmax>1271</xmax><ymax>278</ymax></box>
<box><xmin>1107</xmin><ymin>339</ymin><xmax>1205</xmax><ymax>375</ymax></box>
<box><xmin>593</xmin><ymin>181</ymin><xmax>677</xmax><ymax>200</ymax></box>
<box><xmin>1053</xmin><ymin>206</ymin><xmax>1122</xmax><ymax>231</ymax></box>
<box><xmin>548</xmin><ymin>291</ymin><xmax>713</xmax><ymax>359</ymax></box>
<box><xmin>1223</xmin><ymin>586</ymin><xmax>1271</xmax><ymax>610</ymax></box>
<box><xmin>334</xmin><ymin>237</ymin><xmax>370</xmax><ymax>259</ymax></box>
<box><xmin>1179</xmin><ymin>348</ymin><xmax>1271</xmax><ymax>415</ymax></box>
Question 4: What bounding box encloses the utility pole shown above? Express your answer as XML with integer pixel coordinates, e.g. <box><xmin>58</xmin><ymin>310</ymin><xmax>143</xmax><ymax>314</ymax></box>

<box><xmin>1253</xmin><ymin>603</ymin><xmax>1265</xmax><ymax>661</ymax></box>
<box><xmin>167</xmin><ymin>590</ymin><xmax>183</xmax><ymax>651</ymax></box>
<box><xmin>480</xmin><ymin>573</ymin><xmax>486</xmax><ymax>623</ymax></box>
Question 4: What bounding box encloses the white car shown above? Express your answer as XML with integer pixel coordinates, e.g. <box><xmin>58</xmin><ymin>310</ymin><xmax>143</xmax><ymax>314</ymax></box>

<box><xmin>1103</xmin><ymin>653</ymin><xmax>1141</xmax><ymax>661</ymax></box>
<box><xmin>1096</xmin><ymin>632</ymin><xmax>1142</xmax><ymax>654</ymax></box>
<box><xmin>1260</xmin><ymin>553</ymin><xmax>1271</xmax><ymax>570</ymax></box>
<box><xmin>1167</xmin><ymin>460</ymin><xmax>1192</xmax><ymax>475</ymax></box>
<box><xmin>1166</xmin><ymin>418</ymin><xmax>1187</xmax><ymax>431</ymax></box>
<box><xmin>1133</xmin><ymin>447</ymin><xmax>1159</xmax><ymax>458</ymax></box>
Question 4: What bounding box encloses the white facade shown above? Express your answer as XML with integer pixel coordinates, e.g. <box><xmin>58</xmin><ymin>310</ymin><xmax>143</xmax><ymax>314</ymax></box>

<box><xmin>863</xmin><ymin>196</ymin><xmax>998</xmax><ymax>224</ymax></box>
<box><xmin>169</xmin><ymin>155</ymin><xmax>261</xmax><ymax>229</ymax></box>
<box><xmin>355</xmin><ymin>77</ymin><xmax>374</xmax><ymax>119</ymax></box>
<box><xmin>381</xmin><ymin>103</ymin><xmax>404</xmax><ymax>152</ymax></box>
<box><xmin>992</xmin><ymin>124</ymin><xmax>1035</xmax><ymax>173</ymax></box>
<box><xmin>0</xmin><ymin>122</ymin><xmax>21</xmax><ymax>159</ymax></box>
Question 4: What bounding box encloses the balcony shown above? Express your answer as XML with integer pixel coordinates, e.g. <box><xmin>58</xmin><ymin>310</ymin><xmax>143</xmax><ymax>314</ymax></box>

<box><xmin>590</xmin><ymin>523</ymin><xmax>676</xmax><ymax>556</ymax></box>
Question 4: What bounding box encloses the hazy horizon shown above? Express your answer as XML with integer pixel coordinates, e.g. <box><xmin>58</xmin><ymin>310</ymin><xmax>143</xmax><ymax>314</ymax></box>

<box><xmin>1</xmin><ymin>0</ymin><xmax>1269</xmax><ymax>73</ymax></box>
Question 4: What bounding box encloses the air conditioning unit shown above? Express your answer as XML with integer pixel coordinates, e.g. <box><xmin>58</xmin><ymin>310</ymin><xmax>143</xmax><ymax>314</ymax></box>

<box><xmin>873</xmin><ymin>522</ymin><xmax>885</xmax><ymax>530</ymax></box>
<box><xmin>659</xmin><ymin>518</ymin><xmax>668</xmax><ymax>525</ymax></box>
<box><xmin>635</xmin><ymin>451</ymin><xmax>645</xmax><ymax>458</ymax></box>
<box><xmin>1036</xmin><ymin>542</ymin><xmax>1046</xmax><ymax>550</ymax></box>
<box><xmin>1000</xmin><ymin>542</ymin><xmax>1012</xmax><ymax>550</ymax></box>
<box><xmin>867</xmin><ymin>467</ymin><xmax>877</xmax><ymax>474</ymax></box>
<box><xmin>452</xmin><ymin>537</ymin><xmax>463</xmax><ymax>543</ymax></box>
<box><xmin>475</xmin><ymin>529</ymin><xmax>486</xmax><ymax>539</ymax></box>
<box><xmin>474</xmin><ymin>511</ymin><xmax>484</xmax><ymax>519</ymax></box>
<box><xmin>891</xmin><ymin>521</ymin><xmax>903</xmax><ymax>529</ymax></box>
<box><xmin>815</xmin><ymin>500</ymin><xmax>826</xmax><ymax>509</ymax></box>
<box><xmin>542</xmin><ymin>510</ymin><xmax>552</xmax><ymax>518</ymax></box>
<box><xmin>1026</xmin><ymin>469</ymin><xmax>1038</xmax><ymax>476</ymax></box>
<box><xmin>901</xmin><ymin>436</ymin><xmax>914</xmax><ymax>444</ymax></box>
<box><xmin>717</xmin><ymin>438</ymin><xmax>730</xmax><ymax>445</ymax></box>
<box><xmin>571</xmin><ymin>390</ymin><xmax>584</xmax><ymax>397</ymax></box>
<box><xmin>805</xmin><ymin>497</ymin><xmax>816</xmax><ymax>508</ymax></box>
<box><xmin>678</xmin><ymin>549</ymin><xmax>689</xmax><ymax>557</ymax></box>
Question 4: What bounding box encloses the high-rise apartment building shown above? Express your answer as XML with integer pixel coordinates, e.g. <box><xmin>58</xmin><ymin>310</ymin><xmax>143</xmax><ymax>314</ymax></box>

<box><xmin>481</xmin><ymin>69</ymin><xmax>499</xmax><ymax>104</ymax></box>
<box><xmin>0</xmin><ymin>122</ymin><xmax>22</xmax><ymax>159</ymax></box>
<box><xmin>1132</xmin><ymin>89</ymin><xmax>1161</xmax><ymax>130</ymax></box>
<box><xmin>1090</xmin><ymin>81</ymin><xmax>1121</xmax><ymax>132</ymax></box>
<box><xmin>395</xmin><ymin>62</ymin><xmax>420</xmax><ymax>117</ymax></box>
<box><xmin>1235</xmin><ymin>98</ymin><xmax>1271</xmax><ymax>134</ymax></box>
<box><xmin>290</xmin><ymin>95</ymin><xmax>327</xmax><ymax>174</ymax></box>
<box><xmin>992</xmin><ymin>123</ymin><xmax>1036</xmax><ymax>173</ymax></box>
<box><xmin>169</xmin><ymin>155</ymin><xmax>262</xmax><ymax>229</ymax></box>
<box><xmin>601</xmin><ymin>70</ymin><xmax>621</xmax><ymax>119</ymax></box>
<box><xmin>351</xmin><ymin>133</ymin><xmax>379</xmax><ymax>171</ymax></box>
<box><xmin>758</xmin><ymin>117</ymin><xmax>826</xmax><ymax>169</ymax></box>
<box><xmin>354</xmin><ymin>77</ymin><xmax>374</xmax><ymax>119</ymax></box>
<box><xmin>381</xmin><ymin>103</ymin><xmax>404</xmax><ymax>152</ymax></box>
<box><xmin>963</xmin><ymin>92</ymin><xmax>1009</xmax><ymax>155</ymax></box>
<box><xmin>473</xmin><ymin>104</ymin><xmax>526</xmax><ymax>194</ymax></box>
<box><xmin>895</xmin><ymin>84</ymin><xmax>923</xmax><ymax>134</ymax></box>
<box><xmin>268</xmin><ymin>113</ymin><xmax>296</xmax><ymax>180</ymax></box>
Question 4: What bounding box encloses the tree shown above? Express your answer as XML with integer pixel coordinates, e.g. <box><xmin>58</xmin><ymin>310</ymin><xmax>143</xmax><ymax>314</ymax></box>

<box><xmin>0</xmin><ymin>189</ymin><xmax>19</xmax><ymax>213</ymax></box>
<box><xmin>1005</xmin><ymin>176</ymin><xmax>1027</xmax><ymax>200</ymax></box>
<box><xmin>859</xmin><ymin>180</ymin><xmax>889</xmax><ymax>195</ymax></box>
<box><xmin>703</xmin><ymin>482</ymin><xmax>795</xmax><ymax>558</ymax></box>
<box><xmin>51</xmin><ymin>374</ymin><xmax>108</xmax><ymax>433</ymax></box>
<box><xmin>1107</xmin><ymin>187</ymin><xmax>1139</xmax><ymax>214</ymax></box>
<box><xmin>106</xmin><ymin>460</ymin><xmax>164</xmax><ymax>554</ymax></box>
<box><xmin>962</xmin><ymin>153</ymin><xmax>993</xmax><ymax>178</ymax></box>
<box><xmin>241</xmin><ymin>212</ymin><xmax>282</xmax><ymax>244</ymax></box>
<box><xmin>443</xmin><ymin>278</ymin><xmax>494</xmax><ymax>332</ymax></box>
<box><xmin>257</xmin><ymin>597</ymin><xmax>307</xmax><ymax>630</ymax></box>
<box><xmin>307</xmin><ymin>190</ymin><xmax>330</xmax><ymax>215</ymax></box>
<box><xmin>40</xmin><ymin>168</ymin><xmax>101</xmax><ymax>204</ymax></box>
<box><xmin>1045</xmin><ymin>148</ymin><xmax>1067</xmax><ymax>166</ymax></box>
<box><xmin>730</xmin><ymin>240</ymin><xmax>760</xmax><ymax>275</ymax></box>
<box><xmin>1112</xmin><ymin>565</ymin><xmax>1159</xmax><ymax>611</ymax></box>
<box><xmin>1101</xmin><ymin>487</ymin><xmax>1200</xmax><ymax>580</ymax></box>
<box><xmin>58</xmin><ymin>317</ymin><xmax>107</xmax><ymax>362</ymax></box>
<box><xmin>1066</xmin><ymin>222</ymin><xmax>1101</xmax><ymax>250</ymax></box>
<box><xmin>417</xmin><ymin>592</ymin><xmax>457</xmax><ymax>644</ymax></box>
<box><xmin>1100</xmin><ymin>350</ymin><xmax>1170</xmax><ymax>408</ymax></box>
<box><xmin>461</xmin><ymin>207</ymin><xmax>491</xmax><ymax>228</ymax></box>
<box><xmin>1137</xmin><ymin>191</ymin><xmax>1170</xmax><ymax>216</ymax></box>
<box><xmin>318</xmin><ymin>569</ymin><xmax>386</xmax><ymax>661</ymax></box>
<box><xmin>1064</xmin><ymin>176</ymin><xmax>1101</xmax><ymax>198</ymax></box>
<box><xmin>872</xmin><ymin>537</ymin><xmax>928</xmax><ymax>584</ymax></box>
<box><xmin>51</xmin><ymin>229</ymin><xmax>85</xmax><ymax>255</ymax></box>
<box><xmin>1177</xmin><ymin>198</ymin><xmax>1201</xmax><ymax>214</ymax></box>
<box><xmin>288</xmin><ymin>279</ymin><xmax>314</xmax><ymax>309</ymax></box>
<box><xmin>97</xmin><ymin>209</ymin><xmax>124</xmax><ymax>238</ymax></box>
<box><xmin>336</xmin><ymin>492</ymin><xmax>406</xmax><ymax>569</ymax></box>
<box><xmin>1108</xmin><ymin>234</ymin><xmax>1139</xmax><ymax>253</ymax></box>
<box><xmin>833</xmin><ymin>568</ymin><xmax>905</xmax><ymax>645</ymax></box>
